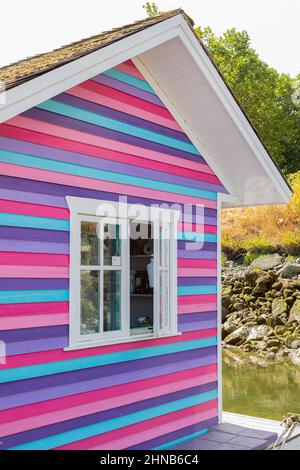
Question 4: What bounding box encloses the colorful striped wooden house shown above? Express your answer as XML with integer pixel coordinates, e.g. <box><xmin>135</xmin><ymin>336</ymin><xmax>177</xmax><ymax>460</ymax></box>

<box><xmin>0</xmin><ymin>10</ymin><xmax>291</xmax><ymax>450</ymax></box>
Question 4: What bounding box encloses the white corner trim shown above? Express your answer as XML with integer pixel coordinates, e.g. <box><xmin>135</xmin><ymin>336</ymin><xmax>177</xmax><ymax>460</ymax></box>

<box><xmin>217</xmin><ymin>194</ymin><xmax>223</xmax><ymax>423</ymax></box>
<box><xmin>176</xmin><ymin>17</ymin><xmax>291</xmax><ymax>204</ymax></box>
<box><xmin>0</xmin><ymin>15</ymin><xmax>183</xmax><ymax>123</ymax></box>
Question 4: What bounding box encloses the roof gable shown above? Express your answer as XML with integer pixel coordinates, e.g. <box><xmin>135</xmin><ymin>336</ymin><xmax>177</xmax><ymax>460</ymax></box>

<box><xmin>0</xmin><ymin>10</ymin><xmax>291</xmax><ymax>207</ymax></box>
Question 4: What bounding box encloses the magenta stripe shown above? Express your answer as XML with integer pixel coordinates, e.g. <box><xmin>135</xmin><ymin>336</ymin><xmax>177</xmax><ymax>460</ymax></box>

<box><xmin>56</xmin><ymin>93</ymin><xmax>189</xmax><ymax>142</ymax></box>
<box><xmin>23</xmin><ymin>107</ymin><xmax>204</xmax><ymax>162</ymax></box>
<box><xmin>0</xmin><ymin>176</ymin><xmax>217</xmax><ymax>220</ymax></box>
<box><xmin>0</xmin><ymin>382</ymin><xmax>216</xmax><ymax>449</ymax></box>
<box><xmin>0</xmin><ymin>136</ymin><xmax>223</xmax><ymax>193</ymax></box>
<box><xmin>92</xmin><ymin>74</ymin><xmax>164</xmax><ymax>107</ymax></box>
<box><xmin>0</xmin><ymin>347</ymin><xmax>217</xmax><ymax>404</ymax></box>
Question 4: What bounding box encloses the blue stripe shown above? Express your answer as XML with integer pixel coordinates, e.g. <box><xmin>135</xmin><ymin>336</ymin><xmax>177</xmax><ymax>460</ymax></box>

<box><xmin>0</xmin><ymin>289</ymin><xmax>69</xmax><ymax>304</ymax></box>
<box><xmin>10</xmin><ymin>389</ymin><xmax>218</xmax><ymax>450</ymax></box>
<box><xmin>0</xmin><ymin>212</ymin><xmax>69</xmax><ymax>231</ymax></box>
<box><xmin>153</xmin><ymin>428</ymin><xmax>208</xmax><ymax>450</ymax></box>
<box><xmin>0</xmin><ymin>337</ymin><xmax>217</xmax><ymax>383</ymax></box>
<box><xmin>0</xmin><ymin>150</ymin><xmax>217</xmax><ymax>200</ymax></box>
<box><xmin>178</xmin><ymin>285</ymin><xmax>217</xmax><ymax>296</ymax></box>
<box><xmin>38</xmin><ymin>99</ymin><xmax>200</xmax><ymax>155</ymax></box>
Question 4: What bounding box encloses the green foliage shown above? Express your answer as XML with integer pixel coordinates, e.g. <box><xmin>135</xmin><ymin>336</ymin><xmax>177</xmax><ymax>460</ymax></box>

<box><xmin>143</xmin><ymin>2</ymin><xmax>160</xmax><ymax>17</ymax></box>
<box><xmin>195</xmin><ymin>27</ymin><xmax>300</xmax><ymax>174</ymax></box>
<box><xmin>221</xmin><ymin>253</ymin><xmax>227</xmax><ymax>267</ymax></box>
<box><xmin>244</xmin><ymin>252</ymin><xmax>263</xmax><ymax>266</ymax></box>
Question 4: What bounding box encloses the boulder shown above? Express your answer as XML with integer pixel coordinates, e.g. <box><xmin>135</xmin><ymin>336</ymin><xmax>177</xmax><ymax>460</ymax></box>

<box><xmin>290</xmin><ymin>299</ymin><xmax>300</xmax><ymax>324</ymax></box>
<box><xmin>277</xmin><ymin>263</ymin><xmax>300</xmax><ymax>279</ymax></box>
<box><xmin>249</xmin><ymin>254</ymin><xmax>282</xmax><ymax>271</ymax></box>
<box><xmin>246</xmin><ymin>325</ymin><xmax>272</xmax><ymax>341</ymax></box>
<box><xmin>224</xmin><ymin>325</ymin><xmax>249</xmax><ymax>346</ymax></box>
<box><xmin>272</xmin><ymin>298</ymin><xmax>288</xmax><ymax>316</ymax></box>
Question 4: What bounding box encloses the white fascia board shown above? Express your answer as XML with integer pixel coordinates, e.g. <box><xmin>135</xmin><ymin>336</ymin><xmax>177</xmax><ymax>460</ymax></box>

<box><xmin>0</xmin><ymin>15</ymin><xmax>183</xmax><ymax>123</ymax></box>
<box><xmin>176</xmin><ymin>17</ymin><xmax>291</xmax><ymax>204</ymax></box>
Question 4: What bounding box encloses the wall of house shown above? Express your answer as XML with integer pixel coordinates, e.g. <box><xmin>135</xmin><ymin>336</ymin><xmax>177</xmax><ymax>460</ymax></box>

<box><xmin>0</xmin><ymin>60</ymin><xmax>225</xmax><ymax>450</ymax></box>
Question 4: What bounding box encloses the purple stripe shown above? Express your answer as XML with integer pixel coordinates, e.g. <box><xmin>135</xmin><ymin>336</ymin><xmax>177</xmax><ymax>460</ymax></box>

<box><xmin>179</xmin><ymin>312</ymin><xmax>217</xmax><ymax>323</ymax></box>
<box><xmin>0</xmin><ymin>176</ymin><xmax>217</xmax><ymax>219</ymax></box>
<box><xmin>0</xmin><ymin>226</ymin><xmax>69</xmax><ymax>243</ymax></box>
<box><xmin>0</xmin><ymin>347</ymin><xmax>217</xmax><ymax>407</ymax></box>
<box><xmin>179</xmin><ymin>320</ymin><xmax>217</xmax><ymax>333</ymax></box>
<box><xmin>0</xmin><ymin>239</ymin><xmax>69</xmax><ymax>254</ymax></box>
<box><xmin>92</xmin><ymin>74</ymin><xmax>164</xmax><ymax>107</ymax></box>
<box><xmin>0</xmin><ymin>382</ymin><xmax>216</xmax><ymax>449</ymax></box>
<box><xmin>178</xmin><ymin>250</ymin><xmax>217</xmax><ymax>259</ymax></box>
<box><xmin>0</xmin><ymin>136</ymin><xmax>222</xmax><ymax>193</ymax></box>
<box><xmin>58</xmin><ymin>93</ymin><xmax>190</xmax><ymax>143</ymax></box>
<box><xmin>7</xmin><ymin>336</ymin><xmax>68</xmax><ymax>357</ymax></box>
<box><xmin>23</xmin><ymin>107</ymin><xmax>204</xmax><ymax>163</ymax></box>
<box><xmin>178</xmin><ymin>241</ymin><xmax>217</xmax><ymax>252</ymax></box>
<box><xmin>0</xmin><ymin>188</ymin><xmax>67</xmax><ymax>208</ymax></box>
<box><xmin>127</xmin><ymin>417</ymin><xmax>218</xmax><ymax>450</ymax></box>
<box><xmin>0</xmin><ymin>278</ymin><xmax>68</xmax><ymax>291</ymax></box>
<box><xmin>1</xmin><ymin>325</ymin><xmax>68</xmax><ymax>343</ymax></box>
<box><xmin>178</xmin><ymin>277</ymin><xmax>217</xmax><ymax>286</ymax></box>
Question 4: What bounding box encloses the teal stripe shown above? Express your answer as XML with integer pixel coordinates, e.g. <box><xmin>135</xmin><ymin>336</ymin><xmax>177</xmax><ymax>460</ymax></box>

<box><xmin>177</xmin><ymin>285</ymin><xmax>217</xmax><ymax>296</ymax></box>
<box><xmin>178</xmin><ymin>231</ymin><xmax>217</xmax><ymax>243</ymax></box>
<box><xmin>0</xmin><ymin>212</ymin><xmax>69</xmax><ymax>231</ymax></box>
<box><xmin>38</xmin><ymin>99</ymin><xmax>200</xmax><ymax>155</ymax></box>
<box><xmin>0</xmin><ymin>289</ymin><xmax>69</xmax><ymax>304</ymax></box>
<box><xmin>103</xmin><ymin>68</ymin><xmax>155</xmax><ymax>94</ymax></box>
<box><xmin>10</xmin><ymin>390</ymin><xmax>218</xmax><ymax>450</ymax></box>
<box><xmin>153</xmin><ymin>428</ymin><xmax>208</xmax><ymax>450</ymax></box>
<box><xmin>0</xmin><ymin>150</ymin><xmax>217</xmax><ymax>200</ymax></box>
<box><xmin>0</xmin><ymin>337</ymin><xmax>217</xmax><ymax>384</ymax></box>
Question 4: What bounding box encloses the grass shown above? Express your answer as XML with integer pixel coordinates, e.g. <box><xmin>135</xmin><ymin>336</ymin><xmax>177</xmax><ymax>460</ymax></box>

<box><xmin>222</xmin><ymin>172</ymin><xmax>300</xmax><ymax>262</ymax></box>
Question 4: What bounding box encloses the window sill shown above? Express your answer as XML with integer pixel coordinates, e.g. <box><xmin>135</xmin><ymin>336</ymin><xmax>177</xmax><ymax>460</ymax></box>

<box><xmin>64</xmin><ymin>331</ymin><xmax>182</xmax><ymax>352</ymax></box>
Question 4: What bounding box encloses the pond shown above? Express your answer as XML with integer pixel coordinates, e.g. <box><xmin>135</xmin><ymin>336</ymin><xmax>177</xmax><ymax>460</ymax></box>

<box><xmin>222</xmin><ymin>349</ymin><xmax>300</xmax><ymax>421</ymax></box>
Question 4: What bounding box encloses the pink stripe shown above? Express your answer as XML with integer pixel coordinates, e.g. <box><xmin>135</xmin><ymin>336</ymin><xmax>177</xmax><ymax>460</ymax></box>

<box><xmin>2</xmin><ymin>329</ymin><xmax>217</xmax><ymax>370</ymax></box>
<box><xmin>8</xmin><ymin>116</ymin><xmax>213</xmax><ymax>174</ymax></box>
<box><xmin>0</xmin><ymin>364</ymin><xmax>216</xmax><ymax>423</ymax></box>
<box><xmin>178</xmin><ymin>268</ymin><xmax>217</xmax><ymax>277</ymax></box>
<box><xmin>67</xmin><ymin>82</ymin><xmax>183</xmax><ymax>133</ymax></box>
<box><xmin>90</xmin><ymin>407</ymin><xmax>218</xmax><ymax>450</ymax></box>
<box><xmin>0</xmin><ymin>368</ymin><xmax>217</xmax><ymax>436</ymax></box>
<box><xmin>0</xmin><ymin>301</ymin><xmax>69</xmax><ymax>317</ymax></box>
<box><xmin>178</xmin><ymin>259</ymin><xmax>217</xmax><ymax>269</ymax></box>
<box><xmin>0</xmin><ymin>252</ymin><xmax>69</xmax><ymax>266</ymax></box>
<box><xmin>0</xmin><ymin>199</ymin><xmax>69</xmax><ymax>220</ymax></box>
<box><xmin>0</xmin><ymin>124</ymin><xmax>219</xmax><ymax>184</ymax></box>
<box><xmin>178</xmin><ymin>303</ymin><xmax>217</xmax><ymax>314</ymax></box>
<box><xmin>0</xmin><ymin>313</ymin><xmax>68</xmax><ymax>331</ymax></box>
<box><xmin>114</xmin><ymin>60</ymin><xmax>145</xmax><ymax>80</ymax></box>
<box><xmin>0</xmin><ymin>265</ymin><xmax>69</xmax><ymax>278</ymax></box>
<box><xmin>179</xmin><ymin>222</ymin><xmax>217</xmax><ymax>233</ymax></box>
<box><xmin>57</xmin><ymin>400</ymin><xmax>218</xmax><ymax>450</ymax></box>
<box><xmin>178</xmin><ymin>294</ymin><xmax>217</xmax><ymax>305</ymax></box>
<box><xmin>0</xmin><ymin>162</ymin><xmax>217</xmax><ymax>208</ymax></box>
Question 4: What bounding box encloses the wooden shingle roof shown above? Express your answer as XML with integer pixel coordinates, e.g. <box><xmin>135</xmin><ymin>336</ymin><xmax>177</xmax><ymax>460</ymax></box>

<box><xmin>0</xmin><ymin>9</ymin><xmax>194</xmax><ymax>90</ymax></box>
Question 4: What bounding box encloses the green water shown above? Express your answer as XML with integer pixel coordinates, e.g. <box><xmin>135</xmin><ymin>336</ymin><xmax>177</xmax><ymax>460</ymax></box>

<box><xmin>223</xmin><ymin>352</ymin><xmax>300</xmax><ymax>421</ymax></box>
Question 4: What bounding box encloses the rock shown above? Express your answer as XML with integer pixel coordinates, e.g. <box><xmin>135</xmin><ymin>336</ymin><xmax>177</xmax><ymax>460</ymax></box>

<box><xmin>222</xmin><ymin>294</ymin><xmax>232</xmax><ymax>309</ymax></box>
<box><xmin>246</xmin><ymin>325</ymin><xmax>272</xmax><ymax>341</ymax></box>
<box><xmin>277</xmin><ymin>263</ymin><xmax>300</xmax><ymax>279</ymax></box>
<box><xmin>290</xmin><ymin>299</ymin><xmax>300</xmax><ymax>323</ymax></box>
<box><xmin>290</xmin><ymin>339</ymin><xmax>300</xmax><ymax>349</ymax></box>
<box><xmin>291</xmin><ymin>350</ymin><xmax>300</xmax><ymax>365</ymax></box>
<box><xmin>244</xmin><ymin>269</ymin><xmax>262</xmax><ymax>286</ymax></box>
<box><xmin>232</xmin><ymin>302</ymin><xmax>246</xmax><ymax>312</ymax></box>
<box><xmin>249</xmin><ymin>254</ymin><xmax>282</xmax><ymax>271</ymax></box>
<box><xmin>224</xmin><ymin>325</ymin><xmax>249</xmax><ymax>346</ymax></box>
<box><xmin>272</xmin><ymin>298</ymin><xmax>288</xmax><ymax>316</ymax></box>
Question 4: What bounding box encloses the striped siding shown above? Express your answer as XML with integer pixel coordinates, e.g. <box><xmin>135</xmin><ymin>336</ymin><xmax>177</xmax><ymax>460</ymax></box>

<box><xmin>0</xmin><ymin>59</ymin><xmax>224</xmax><ymax>450</ymax></box>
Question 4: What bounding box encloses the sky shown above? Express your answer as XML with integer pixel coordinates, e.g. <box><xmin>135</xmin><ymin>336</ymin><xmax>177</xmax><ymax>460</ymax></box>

<box><xmin>0</xmin><ymin>0</ymin><xmax>299</xmax><ymax>76</ymax></box>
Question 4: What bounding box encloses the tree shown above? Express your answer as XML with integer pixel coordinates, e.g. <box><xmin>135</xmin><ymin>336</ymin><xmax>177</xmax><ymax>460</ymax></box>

<box><xmin>195</xmin><ymin>27</ymin><xmax>300</xmax><ymax>174</ymax></box>
<box><xmin>142</xmin><ymin>2</ymin><xmax>161</xmax><ymax>17</ymax></box>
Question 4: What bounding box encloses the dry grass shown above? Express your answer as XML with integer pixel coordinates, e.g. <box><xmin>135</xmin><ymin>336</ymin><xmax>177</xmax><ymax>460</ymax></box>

<box><xmin>222</xmin><ymin>172</ymin><xmax>300</xmax><ymax>261</ymax></box>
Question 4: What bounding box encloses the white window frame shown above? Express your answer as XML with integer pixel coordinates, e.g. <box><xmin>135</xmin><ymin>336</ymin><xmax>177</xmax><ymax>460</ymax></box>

<box><xmin>65</xmin><ymin>196</ymin><xmax>180</xmax><ymax>350</ymax></box>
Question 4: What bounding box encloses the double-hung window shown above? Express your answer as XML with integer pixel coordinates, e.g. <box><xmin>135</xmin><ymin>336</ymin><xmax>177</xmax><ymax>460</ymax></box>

<box><xmin>66</xmin><ymin>197</ymin><xmax>180</xmax><ymax>350</ymax></box>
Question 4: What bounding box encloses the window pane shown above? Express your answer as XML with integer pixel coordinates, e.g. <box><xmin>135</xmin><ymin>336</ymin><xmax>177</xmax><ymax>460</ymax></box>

<box><xmin>160</xmin><ymin>269</ymin><xmax>169</xmax><ymax>330</ymax></box>
<box><xmin>104</xmin><ymin>270</ymin><xmax>121</xmax><ymax>332</ymax></box>
<box><xmin>80</xmin><ymin>270</ymin><xmax>99</xmax><ymax>334</ymax></box>
<box><xmin>81</xmin><ymin>222</ymin><xmax>99</xmax><ymax>265</ymax></box>
<box><xmin>103</xmin><ymin>223</ymin><xmax>121</xmax><ymax>266</ymax></box>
